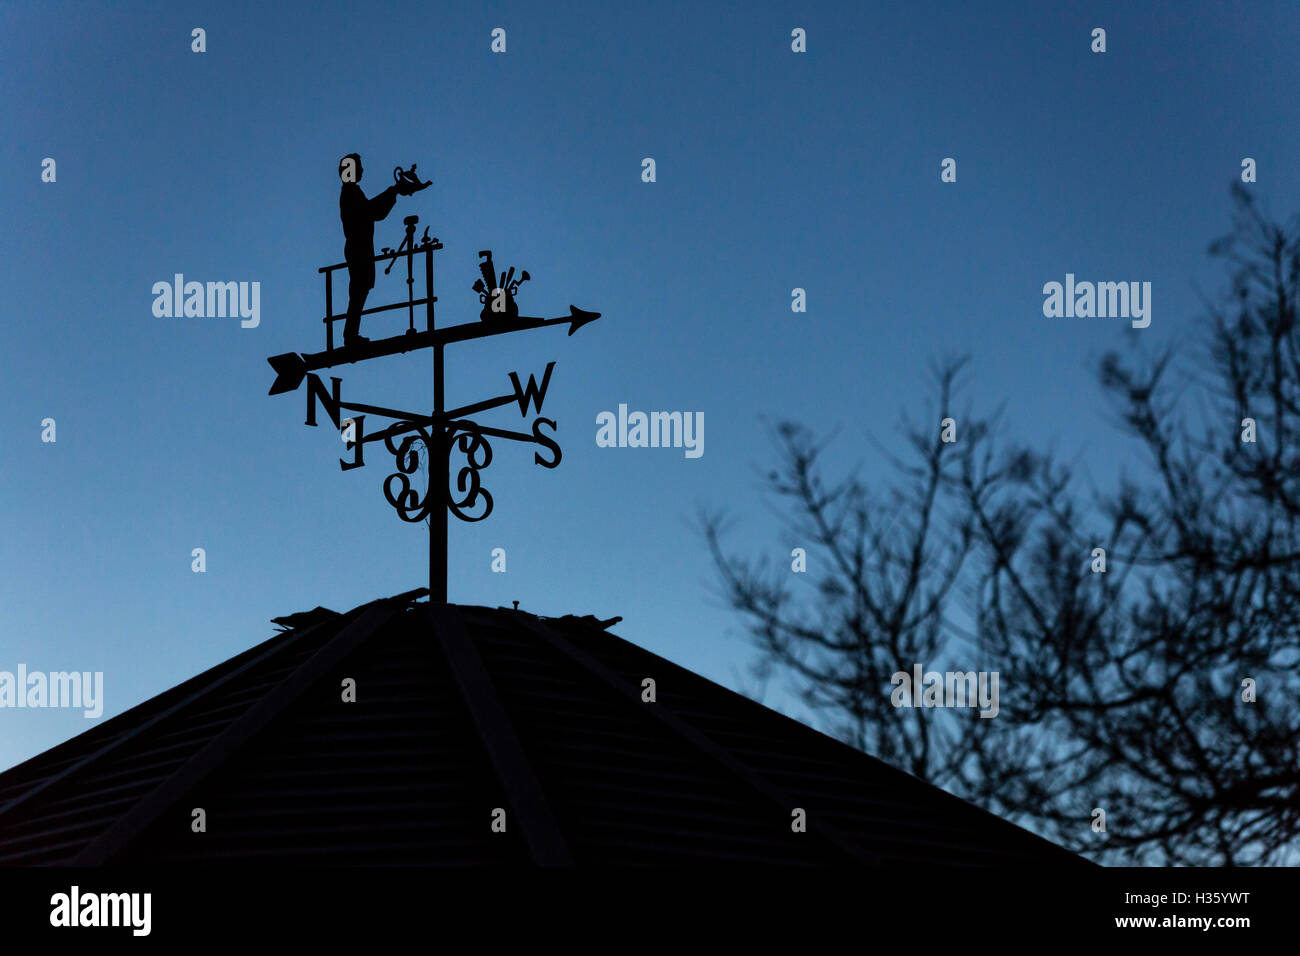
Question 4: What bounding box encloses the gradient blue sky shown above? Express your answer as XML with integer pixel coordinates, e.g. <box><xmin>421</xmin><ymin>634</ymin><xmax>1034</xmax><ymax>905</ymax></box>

<box><xmin>3</xmin><ymin>0</ymin><xmax>1299</xmax><ymax>772</ymax></box>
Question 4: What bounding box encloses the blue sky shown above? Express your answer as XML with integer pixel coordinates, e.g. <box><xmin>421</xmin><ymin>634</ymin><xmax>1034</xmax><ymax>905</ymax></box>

<box><xmin>2</xmin><ymin>0</ymin><xmax>1299</xmax><ymax>772</ymax></box>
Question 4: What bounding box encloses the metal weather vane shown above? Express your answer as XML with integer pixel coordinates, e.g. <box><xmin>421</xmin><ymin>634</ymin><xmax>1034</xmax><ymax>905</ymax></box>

<box><xmin>265</xmin><ymin>155</ymin><xmax>601</xmax><ymax>604</ymax></box>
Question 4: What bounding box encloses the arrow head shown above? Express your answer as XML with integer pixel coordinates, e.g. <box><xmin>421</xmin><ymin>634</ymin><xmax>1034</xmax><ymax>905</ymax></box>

<box><xmin>267</xmin><ymin>352</ymin><xmax>308</xmax><ymax>395</ymax></box>
<box><xmin>567</xmin><ymin>305</ymin><xmax>601</xmax><ymax>335</ymax></box>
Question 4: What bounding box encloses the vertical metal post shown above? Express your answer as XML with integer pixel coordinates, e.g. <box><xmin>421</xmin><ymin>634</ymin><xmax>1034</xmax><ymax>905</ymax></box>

<box><xmin>432</xmin><ymin>341</ymin><xmax>447</xmax><ymax>604</ymax></box>
<box><xmin>402</xmin><ymin>219</ymin><xmax>417</xmax><ymax>333</ymax></box>
<box><xmin>425</xmin><ymin>246</ymin><xmax>435</xmax><ymax>332</ymax></box>
<box><xmin>324</xmin><ymin>270</ymin><xmax>334</xmax><ymax>351</ymax></box>
<box><xmin>426</xmin><ymin>246</ymin><xmax>446</xmax><ymax>604</ymax></box>
<box><xmin>405</xmin><ymin>247</ymin><xmax>415</xmax><ymax>332</ymax></box>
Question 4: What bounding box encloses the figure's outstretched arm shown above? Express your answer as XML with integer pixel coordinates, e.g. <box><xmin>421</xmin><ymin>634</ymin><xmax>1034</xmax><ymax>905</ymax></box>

<box><xmin>367</xmin><ymin>185</ymin><xmax>399</xmax><ymax>221</ymax></box>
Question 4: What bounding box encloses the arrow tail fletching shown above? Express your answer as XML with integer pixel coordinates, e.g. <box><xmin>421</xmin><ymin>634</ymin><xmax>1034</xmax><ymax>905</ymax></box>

<box><xmin>267</xmin><ymin>352</ymin><xmax>308</xmax><ymax>395</ymax></box>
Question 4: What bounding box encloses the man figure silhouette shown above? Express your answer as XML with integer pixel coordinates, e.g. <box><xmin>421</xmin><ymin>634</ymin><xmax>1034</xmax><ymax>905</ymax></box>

<box><xmin>338</xmin><ymin>153</ymin><xmax>410</xmax><ymax>347</ymax></box>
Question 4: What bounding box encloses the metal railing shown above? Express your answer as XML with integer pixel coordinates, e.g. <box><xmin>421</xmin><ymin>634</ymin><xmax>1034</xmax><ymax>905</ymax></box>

<box><xmin>318</xmin><ymin>237</ymin><xmax>442</xmax><ymax>351</ymax></box>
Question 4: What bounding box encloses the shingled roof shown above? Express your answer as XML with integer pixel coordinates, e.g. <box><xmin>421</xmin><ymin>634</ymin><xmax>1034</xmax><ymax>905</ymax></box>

<box><xmin>0</xmin><ymin>590</ymin><xmax>1083</xmax><ymax>865</ymax></box>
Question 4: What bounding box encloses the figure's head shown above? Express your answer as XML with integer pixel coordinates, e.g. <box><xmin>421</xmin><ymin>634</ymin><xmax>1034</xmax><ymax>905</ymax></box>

<box><xmin>339</xmin><ymin>153</ymin><xmax>362</xmax><ymax>184</ymax></box>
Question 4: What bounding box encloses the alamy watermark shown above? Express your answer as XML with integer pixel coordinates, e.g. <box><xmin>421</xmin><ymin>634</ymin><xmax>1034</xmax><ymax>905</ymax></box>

<box><xmin>0</xmin><ymin>665</ymin><xmax>103</xmax><ymax>718</ymax></box>
<box><xmin>152</xmin><ymin>274</ymin><xmax>260</xmax><ymax>328</ymax></box>
<box><xmin>50</xmin><ymin>886</ymin><xmax>151</xmax><ymax>936</ymax></box>
<box><xmin>890</xmin><ymin>663</ymin><xmax>999</xmax><ymax>718</ymax></box>
<box><xmin>596</xmin><ymin>404</ymin><xmax>703</xmax><ymax>458</ymax></box>
<box><xmin>1042</xmin><ymin>273</ymin><xmax>1151</xmax><ymax>328</ymax></box>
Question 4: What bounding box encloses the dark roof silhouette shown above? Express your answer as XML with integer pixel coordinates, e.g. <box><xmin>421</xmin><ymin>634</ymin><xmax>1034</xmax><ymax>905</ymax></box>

<box><xmin>0</xmin><ymin>590</ymin><xmax>1084</xmax><ymax>865</ymax></box>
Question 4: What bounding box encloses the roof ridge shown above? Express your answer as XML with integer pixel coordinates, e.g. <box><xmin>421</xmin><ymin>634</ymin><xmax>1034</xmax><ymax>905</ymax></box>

<box><xmin>70</xmin><ymin>598</ymin><xmax>410</xmax><ymax>863</ymax></box>
<box><xmin>509</xmin><ymin>611</ymin><xmax>880</xmax><ymax>864</ymax></box>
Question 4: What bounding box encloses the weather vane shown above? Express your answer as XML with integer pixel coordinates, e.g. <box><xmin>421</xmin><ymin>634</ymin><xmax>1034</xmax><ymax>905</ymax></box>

<box><xmin>265</xmin><ymin>152</ymin><xmax>602</xmax><ymax>604</ymax></box>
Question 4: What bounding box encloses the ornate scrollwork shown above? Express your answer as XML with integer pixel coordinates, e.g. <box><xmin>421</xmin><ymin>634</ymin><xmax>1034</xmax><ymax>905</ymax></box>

<box><xmin>382</xmin><ymin>425</ymin><xmax>437</xmax><ymax>523</ymax></box>
<box><xmin>446</xmin><ymin>424</ymin><xmax>494</xmax><ymax>522</ymax></box>
<box><xmin>381</xmin><ymin>422</ymin><xmax>496</xmax><ymax>524</ymax></box>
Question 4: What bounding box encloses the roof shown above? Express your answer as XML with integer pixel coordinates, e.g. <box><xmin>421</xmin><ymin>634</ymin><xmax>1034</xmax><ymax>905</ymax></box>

<box><xmin>0</xmin><ymin>590</ymin><xmax>1084</xmax><ymax>865</ymax></box>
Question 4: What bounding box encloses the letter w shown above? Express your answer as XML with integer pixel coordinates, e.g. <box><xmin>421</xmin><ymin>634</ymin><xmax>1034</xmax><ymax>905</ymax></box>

<box><xmin>509</xmin><ymin>362</ymin><xmax>556</xmax><ymax>416</ymax></box>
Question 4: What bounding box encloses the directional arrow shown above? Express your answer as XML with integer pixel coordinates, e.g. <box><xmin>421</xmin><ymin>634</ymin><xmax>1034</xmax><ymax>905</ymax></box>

<box><xmin>435</xmin><ymin>305</ymin><xmax>600</xmax><ymax>347</ymax></box>
<box><xmin>266</xmin><ymin>305</ymin><xmax>600</xmax><ymax>395</ymax></box>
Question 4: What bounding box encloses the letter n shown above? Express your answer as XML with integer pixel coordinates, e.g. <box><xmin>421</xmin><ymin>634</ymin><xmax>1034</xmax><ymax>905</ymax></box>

<box><xmin>305</xmin><ymin>374</ymin><xmax>343</xmax><ymax>428</ymax></box>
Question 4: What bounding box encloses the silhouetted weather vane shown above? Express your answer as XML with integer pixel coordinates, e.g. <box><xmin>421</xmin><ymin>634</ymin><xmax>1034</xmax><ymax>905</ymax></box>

<box><xmin>265</xmin><ymin>153</ymin><xmax>601</xmax><ymax>604</ymax></box>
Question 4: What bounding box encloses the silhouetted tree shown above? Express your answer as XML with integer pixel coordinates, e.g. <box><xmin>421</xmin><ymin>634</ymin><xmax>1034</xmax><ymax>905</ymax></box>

<box><xmin>964</xmin><ymin>185</ymin><xmax>1300</xmax><ymax>864</ymax></box>
<box><xmin>706</xmin><ymin>187</ymin><xmax>1300</xmax><ymax>865</ymax></box>
<box><xmin>701</xmin><ymin>358</ymin><xmax>1007</xmax><ymax>794</ymax></box>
